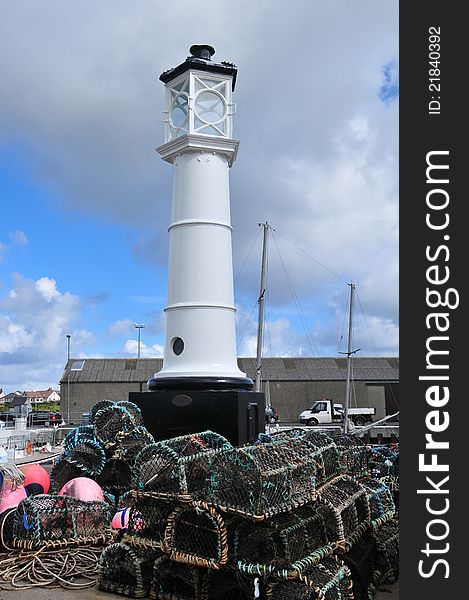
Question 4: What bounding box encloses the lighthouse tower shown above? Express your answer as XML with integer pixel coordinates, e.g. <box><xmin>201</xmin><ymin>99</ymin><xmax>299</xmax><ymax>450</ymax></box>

<box><xmin>130</xmin><ymin>46</ymin><xmax>264</xmax><ymax>444</ymax></box>
<box><xmin>148</xmin><ymin>44</ymin><xmax>251</xmax><ymax>390</ymax></box>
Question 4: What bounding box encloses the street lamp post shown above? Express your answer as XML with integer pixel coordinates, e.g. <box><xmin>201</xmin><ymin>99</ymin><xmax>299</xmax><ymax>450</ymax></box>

<box><xmin>134</xmin><ymin>324</ymin><xmax>145</xmax><ymax>359</ymax></box>
<box><xmin>66</xmin><ymin>334</ymin><xmax>71</xmax><ymax>424</ymax></box>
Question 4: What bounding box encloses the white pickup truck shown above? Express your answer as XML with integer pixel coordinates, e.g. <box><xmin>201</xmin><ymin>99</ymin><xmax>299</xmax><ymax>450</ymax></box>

<box><xmin>299</xmin><ymin>399</ymin><xmax>375</xmax><ymax>427</ymax></box>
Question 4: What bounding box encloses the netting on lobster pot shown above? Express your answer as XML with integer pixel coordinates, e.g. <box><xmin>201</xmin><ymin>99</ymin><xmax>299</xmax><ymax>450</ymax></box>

<box><xmin>201</xmin><ymin>568</ymin><xmax>252</xmax><ymax>600</ymax></box>
<box><xmin>235</xmin><ymin>503</ymin><xmax>334</xmax><ymax>579</ymax></box>
<box><xmin>315</xmin><ymin>475</ymin><xmax>370</xmax><ymax>552</ymax></box>
<box><xmin>162</xmin><ymin>501</ymin><xmax>228</xmax><ymax>570</ymax></box>
<box><xmin>373</xmin><ymin>518</ymin><xmax>399</xmax><ymax>585</ymax></box>
<box><xmin>343</xmin><ymin>531</ymin><xmax>377</xmax><ymax>600</ymax></box>
<box><xmin>359</xmin><ymin>478</ymin><xmax>395</xmax><ymax>527</ymax></box>
<box><xmin>94</xmin><ymin>404</ymin><xmax>136</xmax><ymax>444</ymax></box>
<box><xmin>204</xmin><ymin>440</ymin><xmax>319</xmax><ymax>519</ymax></box>
<box><xmin>96</xmin><ymin>458</ymin><xmax>132</xmax><ymax>498</ymax></box>
<box><xmin>332</xmin><ymin>434</ymin><xmax>369</xmax><ymax>477</ymax></box>
<box><xmin>63</xmin><ymin>425</ymin><xmax>99</xmax><ymax>453</ymax></box>
<box><xmin>116</xmin><ymin>400</ymin><xmax>144</xmax><ymax>425</ymax></box>
<box><xmin>5</xmin><ymin>494</ymin><xmax>111</xmax><ymax>550</ymax></box>
<box><xmin>90</xmin><ymin>399</ymin><xmax>116</xmax><ymax>424</ymax></box>
<box><xmin>49</xmin><ymin>456</ymin><xmax>89</xmax><ymax>492</ymax></box>
<box><xmin>133</xmin><ymin>431</ymin><xmax>231</xmax><ymax>495</ymax></box>
<box><xmin>118</xmin><ymin>491</ymin><xmax>172</xmax><ymax>551</ymax></box>
<box><xmin>368</xmin><ymin>445</ymin><xmax>399</xmax><ymax>479</ymax></box>
<box><xmin>99</xmin><ymin>542</ymin><xmax>159</xmax><ymax>598</ymax></box>
<box><xmin>62</xmin><ymin>438</ymin><xmax>107</xmax><ymax>476</ymax></box>
<box><xmin>266</xmin><ymin>557</ymin><xmax>354</xmax><ymax>600</ymax></box>
<box><xmin>268</xmin><ymin>429</ymin><xmax>343</xmax><ymax>485</ymax></box>
<box><xmin>114</xmin><ymin>426</ymin><xmax>155</xmax><ymax>466</ymax></box>
<box><xmin>150</xmin><ymin>556</ymin><xmax>203</xmax><ymax>600</ymax></box>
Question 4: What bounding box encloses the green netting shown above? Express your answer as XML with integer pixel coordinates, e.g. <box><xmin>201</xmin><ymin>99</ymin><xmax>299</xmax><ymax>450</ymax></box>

<box><xmin>373</xmin><ymin>518</ymin><xmax>399</xmax><ymax>585</ymax></box>
<box><xmin>50</xmin><ymin>456</ymin><xmax>89</xmax><ymax>493</ymax></box>
<box><xmin>1</xmin><ymin>494</ymin><xmax>111</xmax><ymax>551</ymax></box>
<box><xmin>99</xmin><ymin>542</ymin><xmax>160</xmax><ymax>598</ymax></box>
<box><xmin>315</xmin><ymin>475</ymin><xmax>370</xmax><ymax>552</ymax></box>
<box><xmin>234</xmin><ymin>503</ymin><xmax>334</xmax><ymax>578</ymax></box>
<box><xmin>332</xmin><ymin>434</ymin><xmax>369</xmax><ymax>477</ymax></box>
<box><xmin>94</xmin><ymin>404</ymin><xmax>136</xmax><ymax>444</ymax></box>
<box><xmin>150</xmin><ymin>556</ymin><xmax>202</xmax><ymax>600</ymax></box>
<box><xmin>359</xmin><ymin>477</ymin><xmax>395</xmax><ymax>527</ymax></box>
<box><xmin>114</xmin><ymin>426</ymin><xmax>155</xmax><ymax>466</ymax></box>
<box><xmin>266</xmin><ymin>557</ymin><xmax>354</xmax><ymax>600</ymax></box>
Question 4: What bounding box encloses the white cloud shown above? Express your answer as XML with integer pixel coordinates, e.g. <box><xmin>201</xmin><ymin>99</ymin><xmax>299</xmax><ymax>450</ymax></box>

<box><xmin>0</xmin><ymin>273</ymin><xmax>92</xmax><ymax>390</ymax></box>
<box><xmin>123</xmin><ymin>339</ymin><xmax>164</xmax><ymax>358</ymax></box>
<box><xmin>109</xmin><ymin>319</ymin><xmax>134</xmax><ymax>336</ymax></box>
<box><xmin>9</xmin><ymin>230</ymin><xmax>29</xmax><ymax>247</ymax></box>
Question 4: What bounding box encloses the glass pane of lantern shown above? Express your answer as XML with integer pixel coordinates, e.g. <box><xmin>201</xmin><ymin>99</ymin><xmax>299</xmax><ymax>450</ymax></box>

<box><xmin>195</xmin><ymin>91</ymin><xmax>225</xmax><ymax>124</ymax></box>
<box><xmin>170</xmin><ymin>94</ymin><xmax>188</xmax><ymax>127</ymax></box>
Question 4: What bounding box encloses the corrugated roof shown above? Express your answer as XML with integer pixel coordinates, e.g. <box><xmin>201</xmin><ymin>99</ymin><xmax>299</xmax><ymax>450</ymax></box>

<box><xmin>60</xmin><ymin>357</ymin><xmax>399</xmax><ymax>384</ymax></box>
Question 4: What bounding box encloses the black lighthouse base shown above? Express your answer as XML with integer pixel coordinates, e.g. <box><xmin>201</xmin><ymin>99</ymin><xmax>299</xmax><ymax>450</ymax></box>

<box><xmin>129</xmin><ymin>388</ymin><xmax>265</xmax><ymax>446</ymax></box>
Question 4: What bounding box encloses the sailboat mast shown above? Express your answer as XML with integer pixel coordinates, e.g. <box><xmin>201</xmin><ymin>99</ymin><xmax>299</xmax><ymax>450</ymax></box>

<box><xmin>255</xmin><ymin>222</ymin><xmax>269</xmax><ymax>392</ymax></box>
<box><xmin>343</xmin><ymin>282</ymin><xmax>355</xmax><ymax>434</ymax></box>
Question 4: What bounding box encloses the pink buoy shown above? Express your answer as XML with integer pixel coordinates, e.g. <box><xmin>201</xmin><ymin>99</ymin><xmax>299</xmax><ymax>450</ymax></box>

<box><xmin>111</xmin><ymin>507</ymin><xmax>144</xmax><ymax>531</ymax></box>
<box><xmin>0</xmin><ymin>485</ymin><xmax>27</xmax><ymax>514</ymax></box>
<box><xmin>59</xmin><ymin>477</ymin><xmax>104</xmax><ymax>502</ymax></box>
<box><xmin>18</xmin><ymin>464</ymin><xmax>50</xmax><ymax>494</ymax></box>
<box><xmin>112</xmin><ymin>507</ymin><xmax>130</xmax><ymax>529</ymax></box>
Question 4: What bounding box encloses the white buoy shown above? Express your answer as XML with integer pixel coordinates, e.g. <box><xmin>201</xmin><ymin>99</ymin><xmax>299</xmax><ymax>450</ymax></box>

<box><xmin>149</xmin><ymin>45</ymin><xmax>251</xmax><ymax>389</ymax></box>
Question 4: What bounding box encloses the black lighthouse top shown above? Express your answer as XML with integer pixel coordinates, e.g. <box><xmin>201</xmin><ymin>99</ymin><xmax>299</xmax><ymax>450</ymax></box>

<box><xmin>160</xmin><ymin>45</ymin><xmax>238</xmax><ymax>91</ymax></box>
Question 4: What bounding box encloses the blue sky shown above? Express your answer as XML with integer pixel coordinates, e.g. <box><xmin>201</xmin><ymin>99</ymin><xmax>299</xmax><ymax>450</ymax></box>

<box><xmin>0</xmin><ymin>0</ymin><xmax>398</xmax><ymax>392</ymax></box>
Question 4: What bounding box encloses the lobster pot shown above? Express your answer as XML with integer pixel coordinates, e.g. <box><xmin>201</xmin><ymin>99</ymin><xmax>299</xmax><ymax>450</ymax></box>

<box><xmin>90</xmin><ymin>399</ymin><xmax>116</xmax><ymax>424</ymax></box>
<box><xmin>120</xmin><ymin>491</ymin><xmax>172</xmax><ymax>551</ymax></box>
<box><xmin>359</xmin><ymin>478</ymin><xmax>395</xmax><ymax>527</ymax></box>
<box><xmin>114</xmin><ymin>426</ymin><xmax>156</xmax><ymax>466</ymax></box>
<box><xmin>234</xmin><ymin>504</ymin><xmax>334</xmax><ymax>579</ymax></box>
<box><xmin>343</xmin><ymin>532</ymin><xmax>378</xmax><ymax>600</ymax></box>
<box><xmin>63</xmin><ymin>425</ymin><xmax>99</xmax><ymax>452</ymax></box>
<box><xmin>203</xmin><ymin>440</ymin><xmax>319</xmax><ymax>519</ymax></box>
<box><xmin>368</xmin><ymin>445</ymin><xmax>399</xmax><ymax>479</ymax></box>
<box><xmin>133</xmin><ymin>431</ymin><xmax>231</xmax><ymax>495</ymax></box>
<box><xmin>49</xmin><ymin>456</ymin><xmax>89</xmax><ymax>492</ymax></box>
<box><xmin>116</xmin><ymin>400</ymin><xmax>144</xmax><ymax>425</ymax></box>
<box><xmin>163</xmin><ymin>501</ymin><xmax>228</xmax><ymax>570</ymax></box>
<box><xmin>271</xmin><ymin>430</ymin><xmax>343</xmax><ymax>485</ymax></box>
<box><xmin>97</xmin><ymin>458</ymin><xmax>132</xmax><ymax>498</ymax></box>
<box><xmin>266</xmin><ymin>557</ymin><xmax>354</xmax><ymax>600</ymax></box>
<box><xmin>62</xmin><ymin>438</ymin><xmax>107</xmax><ymax>476</ymax></box>
<box><xmin>99</xmin><ymin>542</ymin><xmax>159</xmax><ymax>598</ymax></box>
<box><xmin>201</xmin><ymin>568</ymin><xmax>254</xmax><ymax>600</ymax></box>
<box><xmin>373</xmin><ymin>518</ymin><xmax>399</xmax><ymax>585</ymax></box>
<box><xmin>315</xmin><ymin>475</ymin><xmax>370</xmax><ymax>551</ymax></box>
<box><xmin>379</xmin><ymin>475</ymin><xmax>399</xmax><ymax>516</ymax></box>
<box><xmin>150</xmin><ymin>557</ymin><xmax>203</xmax><ymax>600</ymax></box>
<box><xmin>332</xmin><ymin>434</ymin><xmax>369</xmax><ymax>477</ymax></box>
<box><xmin>94</xmin><ymin>404</ymin><xmax>137</xmax><ymax>444</ymax></box>
<box><xmin>6</xmin><ymin>494</ymin><xmax>110</xmax><ymax>550</ymax></box>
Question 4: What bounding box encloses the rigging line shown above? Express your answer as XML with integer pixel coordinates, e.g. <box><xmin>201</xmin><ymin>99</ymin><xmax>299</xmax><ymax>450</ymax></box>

<box><xmin>354</xmin><ymin>289</ymin><xmax>400</xmax><ymax>413</ymax></box>
<box><xmin>271</xmin><ymin>230</ymin><xmax>320</xmax><ymax>357</ymax></box>
<box><xmin>274</xmin><ymin>229</ymin><xmax>349</xmax><ymax>284</ymax></box>
<box><xmin>236</xmin><ymin>299</ymin><xmax>258</xmax><ymax>348</ymax></box>
<box><xmin>234</xmin><ymin>227</ymin><xmax>262</xmax><ymax>285</ymax></box>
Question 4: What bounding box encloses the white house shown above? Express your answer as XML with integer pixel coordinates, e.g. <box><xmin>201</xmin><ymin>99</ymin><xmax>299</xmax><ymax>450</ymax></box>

<box><xmin>25</xmin><ymin>388</ymin><xmax>60</xmax><ymax>405</ymax></box>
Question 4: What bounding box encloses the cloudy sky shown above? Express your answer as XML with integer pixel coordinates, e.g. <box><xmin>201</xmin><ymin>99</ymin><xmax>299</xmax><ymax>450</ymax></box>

<box><xmin>0</xmin><ymin>0</ymin><xmax>398</xmax><ymax>392</ymax></box>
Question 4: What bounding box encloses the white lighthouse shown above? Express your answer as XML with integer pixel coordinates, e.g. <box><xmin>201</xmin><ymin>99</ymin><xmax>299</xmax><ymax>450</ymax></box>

<box><xmin>148</xmin><ymin>45</ymin><xmax>252</xmax><ymax>390</ymax></box>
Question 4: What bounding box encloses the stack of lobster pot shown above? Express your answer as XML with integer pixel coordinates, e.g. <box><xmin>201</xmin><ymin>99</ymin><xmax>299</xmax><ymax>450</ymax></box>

<box><xmin>50</xmin><ymin>399</ymin><xmax>155</xmax><ymax>510</ymax></box>
<box><xmin>97</xmin><ymin>428</ymin><xmax>379</xmax><ymax>599</ymax></box>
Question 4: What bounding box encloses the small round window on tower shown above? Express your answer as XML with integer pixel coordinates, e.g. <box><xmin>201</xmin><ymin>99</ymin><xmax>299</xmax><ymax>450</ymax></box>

<box><xmin>172</xmin><ymin>337</ymin><xmax>184</xmax><ymax>356</ymax></box>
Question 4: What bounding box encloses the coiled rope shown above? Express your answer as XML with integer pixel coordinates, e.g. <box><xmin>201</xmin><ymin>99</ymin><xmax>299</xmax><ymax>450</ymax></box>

<box><xmin>0</xmin><ymin>545</ymin><xmax>102</xmax><ymax>590</ymax></box>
